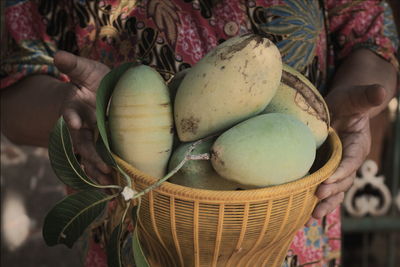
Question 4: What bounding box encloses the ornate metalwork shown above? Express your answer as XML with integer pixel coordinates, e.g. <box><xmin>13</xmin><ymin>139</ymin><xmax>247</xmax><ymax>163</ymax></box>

<box><xmin>344</xmin><ymin>160</ymin><xmax>392</xmax><ymax>217</ymax></box>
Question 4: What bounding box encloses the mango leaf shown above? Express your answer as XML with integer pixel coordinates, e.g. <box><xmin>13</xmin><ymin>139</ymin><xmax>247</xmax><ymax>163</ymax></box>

<box><xmin>132</xmin><ymin>203</ymin><xmax>150</xmax><ymax>267</ymax></box>
<box><xmin>43</xmin><ymin>190</ymin><xmax>114</xmax><ymax>248</ymax></box>
<box><xmin>132</xmin><ymin>229</ymin><xmax>149</xmax><ymax>267</ymax></box>
<box><xmin>96</xmin><ymin>136</ymin><xmax>118</xmax><ymax>167</ymax></box>
<box><xmin>48</xmin><ymin>117</ymin><xmax>100</xmax><ymax>190</ymax></box>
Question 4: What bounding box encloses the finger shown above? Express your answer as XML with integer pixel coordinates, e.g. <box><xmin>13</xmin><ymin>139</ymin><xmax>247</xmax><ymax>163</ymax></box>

<box><xmin>312</xmin><ymin>192</ymin><xmax>345</xmax><ymax>220</ymax></box>
<box><xmin>82</xmin><ymin>159</ymin><xmax>113</xmax><ymax>185</ymax></box>
<box><xmin>54</xmin><ymin>51</ymin><xmax>88</xmax><ymax>83</ymax></box>
<box><xmin>346</xmin><ymin>84</ymin><xmax>386</xmax><ymax>115</ymax></box>
<box><xmin>325</xmin><ymin>153</ymin><xmax>364</xmax><ymax>184</ymax></box>
<box><xmin>325</xmin><ymin>133</ymin><xmax>369</xmax><ymax>184</ymax></box>
<box><xmin>63</xmin><ymin>108</ymin><xmax>82</xmax><ymax>130</ymax></box>
<box><xmin>80</xmin><ymin>105</ymin><xmax>98</xmax><ymax>129</ymax></box>
<box><xmin>71</xmin><ymin>129</ymin><xmax>112</xmax><ymax>174</ymax></box>
<box><xmin>54</xmin><ymin>51</ymin><xmax>109</xmax><ymax>89</ymax></box>
<box><xmin>305</xmin><ymin>218</ymin><xmax>317</xmax><ymax>227</ymax></box>
<box><xmin>316</xmin><ymin>173</ymin><xmax>355</xmax><ymax>199</ymax></box>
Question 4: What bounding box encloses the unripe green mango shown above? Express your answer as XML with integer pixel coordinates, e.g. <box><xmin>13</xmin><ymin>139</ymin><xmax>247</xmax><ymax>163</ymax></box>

<box><xmin>210</xmin><ymin>113</ymin><xmax>316</xmax><ymax>187</ymax></box>
<box><xmin>168</xmin><ymin>68</ymin><xmax>191</xmax><ymax>102</ymax></box>
<box><xmin>109</xmin><ymin>65</ymin><xmax>174</xmax><ymax>178</ymax></box>
<box><xmin>262</xmin><ymin>64</ymin><xmax>330</xmax><ymax>147</ymax></box>
<box><xmin>168</xmin><ymin>139</ymin><xmax>246</xmax><ymax>190</ymax></box>
<box><xmin>168</xmin><ymin>68</ymin><xmax>191</xmax><ymax>150</ymax></box>
<box><xmin>174</xmin><ymin>33</ymin><xmax>282</xmax><ymax>142</ymax></box>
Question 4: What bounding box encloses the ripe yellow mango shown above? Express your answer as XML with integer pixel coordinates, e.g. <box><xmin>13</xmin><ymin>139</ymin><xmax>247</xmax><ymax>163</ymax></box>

<box><xmin>168</xmin><ymin>139</ymin><xmax>246</xmax><ymax>190</ymax></box>
<box><xmin>174</xmin><ymin>33</ymin><xmax>282</xmax><ymax>142</ymax></box>
<box><xmin>109</xmin><ymin>65</ymin><xmax>174</xmax><ymax>178</ymax></box>
<box><xmin>210</xmin><ymin>113</ymin><xmax>316</xmax><ymax>187</ymax></box>
<box><xmin>262</xmin><ymin>65</ymin><xmax>330</xmax><ymax>147</ymax></box>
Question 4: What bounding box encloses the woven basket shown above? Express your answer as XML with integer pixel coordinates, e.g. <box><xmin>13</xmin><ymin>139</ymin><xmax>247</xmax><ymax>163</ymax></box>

<box><xmin>116</xmin><ymin>128</ymin><xmax>342</xmax><ymax>267</ymax></box>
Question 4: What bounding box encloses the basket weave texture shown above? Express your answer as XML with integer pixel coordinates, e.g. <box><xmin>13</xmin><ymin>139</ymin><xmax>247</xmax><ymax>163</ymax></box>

<box><xmin>116</xmin><ymin>128</ymin><xmax>342</xmax><ymax>267</ymax></box>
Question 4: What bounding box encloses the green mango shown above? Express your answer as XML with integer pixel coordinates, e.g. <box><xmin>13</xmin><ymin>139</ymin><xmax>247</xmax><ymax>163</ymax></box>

<box><xmin>210</xmin><ymin>113</ymin><xmax>316</xmax><ymax>187</ymax></box>
<box><xmin>168</xmin><ymin>68</ymin><xmax>191</xmax><ymax>103</ymax></box>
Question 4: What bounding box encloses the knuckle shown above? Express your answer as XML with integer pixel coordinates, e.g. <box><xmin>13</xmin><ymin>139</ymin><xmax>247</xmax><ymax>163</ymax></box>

<box><xmin>317</xmin><ymin>185</ymin><xmax>331</xmax><ymax>199</ymax></box>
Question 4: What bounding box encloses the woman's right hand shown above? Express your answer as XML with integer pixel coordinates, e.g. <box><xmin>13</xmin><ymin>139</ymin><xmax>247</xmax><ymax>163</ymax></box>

<box><xmin>54</xmin><ymin>51</ymin><xmax>112</xmax><ymax>185</ymax></box>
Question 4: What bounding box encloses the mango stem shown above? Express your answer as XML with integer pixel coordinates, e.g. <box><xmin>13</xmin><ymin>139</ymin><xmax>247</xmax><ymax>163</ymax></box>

<box><xmin>129</xmin><ymin>136</ymin><xmax>212</xmax><ymax>199</ymax></box>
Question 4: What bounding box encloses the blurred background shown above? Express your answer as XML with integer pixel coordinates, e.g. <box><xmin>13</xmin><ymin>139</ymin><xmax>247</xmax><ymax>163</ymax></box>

<box><xmin>1</xmin><ymin>1</ymin><xmax>399</xmax><ymax>267</ymax></box>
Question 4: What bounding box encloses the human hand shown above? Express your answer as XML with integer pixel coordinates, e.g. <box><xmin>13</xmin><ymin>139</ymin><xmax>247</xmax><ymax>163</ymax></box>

<box><xmin>306</xmin><ymin>84</ymin><xmax>386</xmax><ymax>226</ymax></box>
<box><xmin>54</xmin><ymin>51</ymin><xmax>112</xmax><ymax>185</ymax></box>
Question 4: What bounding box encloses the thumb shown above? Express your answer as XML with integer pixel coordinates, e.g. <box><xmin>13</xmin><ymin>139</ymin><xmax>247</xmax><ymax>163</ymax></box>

<box><xmin>54</xmin><ymin>51</ymin><xmax>108</xmax><ymax>88</ymax></box>
<box><xmin>346</xmin><ymin>84</ymin><xmax>386</xmax><ymax>114</ymax></box>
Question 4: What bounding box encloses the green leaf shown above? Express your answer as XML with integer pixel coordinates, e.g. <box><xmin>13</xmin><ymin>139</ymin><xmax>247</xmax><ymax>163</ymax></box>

<box><xmin>48</xmin><ymin>117</ymin><xmax>99</xmax><ymax>190</ymax></box>
<box><xmin>132</xmin><ymin>229</ymin><xmax>149</xmax><ymax>267</ymax></box>
<box><xmin>96</xmin><ymin>62</ymin><xmax>139</xmax><ymax>152</ymax></box>
<box><xmin>96</xmin><ymin>136</ymin><xmax>118</xmax><ymax>168</ymax></box>
<box><xmin>43</xmin><ymin>190</ymin><xmax>114</xmax><ymax>248</ymax></box>
<box><xmin>132</xmin><ymin>203</ymin><xmax>150</xmax><ymax>267</ymax></box>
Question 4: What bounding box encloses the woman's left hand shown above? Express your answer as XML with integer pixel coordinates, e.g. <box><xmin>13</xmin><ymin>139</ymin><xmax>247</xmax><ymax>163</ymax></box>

<box><xmin>306</xmin><ymin>83</ymin><xmax>386</xmax><ymax>225</ymax></box>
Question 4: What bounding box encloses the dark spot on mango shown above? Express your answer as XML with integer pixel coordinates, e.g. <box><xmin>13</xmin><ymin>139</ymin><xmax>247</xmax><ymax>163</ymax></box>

<box><xmin>181</xmin><ymin>117</ymin><xmax>200</xmax><ymax>134</ymax></box>
<box><xmin>217</xmin><ymin>34</ymin><xmax>265</xmax><ymax>61</ymax></box>
<box><xmin>159</xmin><ymin>102</ymin><xmax>170</xmax><ymax>107</ymax></box>
<box><xmin>211</xmin><ymin>148</ymin><xmax>225</xmax><ymax>167</ymax></box>
<box><xmin>221</xmin><ymin>65</ymin><xmax>225</xmax><ymax>70</ymax></box>
<box><xmin>159</xmin><ymin>149</ymin><xmax>171</xmax><ymax>154</ymax></box>
<box><xmin>263</xmin><ymin>39</ymin><xmax>271</xmax><ymax>48</ymax></box>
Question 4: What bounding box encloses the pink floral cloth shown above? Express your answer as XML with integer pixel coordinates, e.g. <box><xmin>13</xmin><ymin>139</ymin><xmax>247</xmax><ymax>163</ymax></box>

<box><xmin>1</xmin><ymin>0</ymin><xmax>398</xmax><ymax>266</ymax></box>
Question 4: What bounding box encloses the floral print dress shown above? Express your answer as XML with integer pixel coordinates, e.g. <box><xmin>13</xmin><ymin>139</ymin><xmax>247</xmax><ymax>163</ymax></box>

<box><xmin>1</xmin><ymin>0</ymin><xmax>398</xmax><ymax>266</ymax></box>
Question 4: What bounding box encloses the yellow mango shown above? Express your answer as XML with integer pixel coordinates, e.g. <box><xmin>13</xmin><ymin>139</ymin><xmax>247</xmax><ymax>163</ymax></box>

<box><xmin>263</xmin><ymin>64</ymin><xmax>330</xmax><ymax>147</ymax></box>
<box><xmin>174</xmin><ymin>33</ymin><xmax>282</xmax><ymax>142</ymax></box>
<box><xmin>109</xmin><ymin>65</ymin><xmax>174</xmax><ymax>178</ymax></box>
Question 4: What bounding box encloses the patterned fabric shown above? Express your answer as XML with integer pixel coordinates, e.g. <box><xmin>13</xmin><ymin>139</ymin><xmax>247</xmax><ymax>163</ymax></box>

<box><xmin>1</xmin><ymin>0</ymin><xmax>398</xmax><ymax>266</ymax></box>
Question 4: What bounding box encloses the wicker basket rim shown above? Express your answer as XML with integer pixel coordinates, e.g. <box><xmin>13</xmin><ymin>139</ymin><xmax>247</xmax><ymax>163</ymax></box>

<box><xmin>115</xmin><ymin>127</ymin><xmax>342</xmax><ymax>202</ymax></box>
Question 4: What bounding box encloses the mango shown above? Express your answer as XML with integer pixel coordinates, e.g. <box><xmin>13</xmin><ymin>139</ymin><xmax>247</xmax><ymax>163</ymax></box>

<box><xmin>168</xmin><ymin>139</ymin><xmax>246</xmax><ymax>190</ymax></box>
<box><xmin>168</xmin><ymin>68</ymin><xmax>191</xmax><ymax>150</ymax></box>
<box><xmin>210</xmin><ymin>113</ymin><xmax>316</xmax><ymax>187</ymax></box>
<box><xmin>174</xmin><ymin>33</ymin><xmax>282</xmax><ymax>142</ymax></box>
<box><xmin>109</xmin><ymin>65</ymin><xmax>174</xmax><ymax>178</ymax></box>
<box><xmin>262</xmin><ymin>64</ymin><xmax>329</xmax><ymax>147</ymax></box>
<box><xmin>168</xmin><ymin>68</ymin><xmax>191</xmax><ymax>102</ymax></box>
